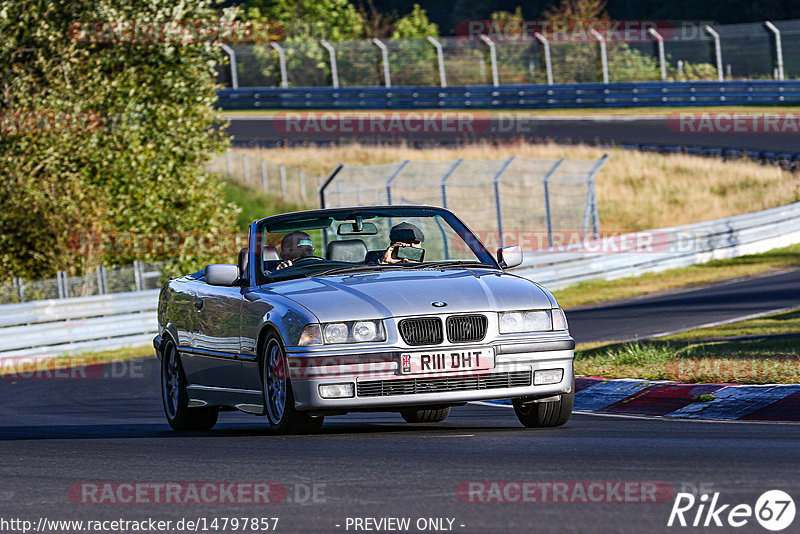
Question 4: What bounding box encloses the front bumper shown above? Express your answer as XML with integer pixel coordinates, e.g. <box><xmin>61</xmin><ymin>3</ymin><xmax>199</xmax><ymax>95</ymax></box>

<box><xmin>287</xmin><ymin>337</ymin><xmax>574</xmax><ymax>411</ymax></box>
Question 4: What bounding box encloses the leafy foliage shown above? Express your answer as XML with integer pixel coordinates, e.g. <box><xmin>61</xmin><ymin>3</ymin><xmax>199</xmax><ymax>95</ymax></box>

<box><xmin>0</xmin><ymin>0</ymin><xmax>238</xmax><ymax>281</ymax></box>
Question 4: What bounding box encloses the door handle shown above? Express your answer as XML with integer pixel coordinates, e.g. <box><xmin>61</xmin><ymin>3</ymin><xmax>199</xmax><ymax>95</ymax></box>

<box><xmin>194</xmin><ymin>298</ymin><xmax>203</xmax><ymax>311</ymax></box>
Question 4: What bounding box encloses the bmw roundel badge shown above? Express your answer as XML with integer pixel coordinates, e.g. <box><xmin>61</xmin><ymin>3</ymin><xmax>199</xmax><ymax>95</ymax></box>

<box><xmin>432</xmin><ymin>301</ymin><xmax>447</xmax><ymax>308</ymax></box>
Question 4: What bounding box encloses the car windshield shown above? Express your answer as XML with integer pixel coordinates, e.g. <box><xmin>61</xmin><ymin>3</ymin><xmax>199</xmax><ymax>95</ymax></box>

<box><xmin>256</xmin><ymin>207</ymin><xmax>497</xmax><ymax>282</ymax></box>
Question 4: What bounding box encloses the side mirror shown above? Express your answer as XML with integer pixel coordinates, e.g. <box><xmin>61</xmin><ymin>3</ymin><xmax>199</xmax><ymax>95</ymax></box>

<box><xmin>497</xmin><ymin>245</ymin><xmax>523</xmax><ymax>269</ymax></box>
<box><xmin>205</xmin><ymin>264</ymin><xmax>240</xmax><ymax>286</ymax></box>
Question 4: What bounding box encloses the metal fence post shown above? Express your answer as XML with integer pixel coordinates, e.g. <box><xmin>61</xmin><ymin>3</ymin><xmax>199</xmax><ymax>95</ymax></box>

<box><xmin>542</xmin><ymin>158</ymin><xmax>565</xmax><ymax>248</ymax></box>
<box><xmin>590</xmin><ymin>29</ymin><xmax>609</xmax><ymax>83</ymax></box>
<box><xmin>279</xmin><ymin>165</ymin><xmax>287</xmax><ymax>198</ymax></box>
<box><xmin>133</xmin><ymin>260</ymin><xmax>143</xmax><ymax>291</ymax></box>
<box><xmin>439</xmin><ymin>159</ymin><xmax>463</xmax><ymax>209</ymax></box>
<box><xmin>271</xmin><ymin>42</ymin><xmax>288</xmax><ymax>88</ymax></box>
<box><xmin>648</xmin><ymin>28</ymin><xmax>667</xmax><ymax>82</ymax></box>
<box><xmin>372</xmin><ymin>38</ymin><xmax>391</xmax><ymax>88</ymax></box>
<box><xmin>492</xmin><ymin>157</ymin><xmax>515</xmax><ymax>248</ymax></box>
<box><xmin>261</xmin><ymin>159</ymin><xmax>268</xmax><ymax>190</ymax></box>
<box><xmin>220</xmin><ymin>44</ymin><xmax>239</xmax><ymax>89</ymax></box>
<box><xmin>582</xmin><ymin>154</ymin><xmax>609</xmax><ymax>239</ymax></box>
<box><xmin>242</xmin><ymin>154</ymin><xmax>250</xmax><ymax>184</ymax></box>
<box><xmin>320</xmin><ymin>40</ymin><xmax>340</xmax><ymax>88</ymax></box>
<box><xmin>300</xmin><ymin>170</ymin><xmax>307</xmax><ymax>201</ymax></box>
<box><xmin>427</xmin><ymin>36</ymin><xmax>447</xmax><ymax>87</ymax></box>
<box><xmin>57</xmin><ymin>270</ymin><xmax>67</xmax><ymax>299</ymax></box>
<box><xmin>15</xmin><ymin>277</ymin><xmax>25</xmax><ymax>302</ymax></box>
<box><xmin>318</xmin><ymin>163</ymin><xmax>344</xmax><ymax>208</ymax></box>
<box><xmin>225</xmin><ymin>149</ymin><xmax>232</xmax><ymax>176</ymax></box>
<box><xmin>534</xmin><ymin>32</ymin><xmax>553</xmax><ymax>85</ymax></box>
<box><xmin>96</xmin><ymin>266</ymin><xmax>106</xmax><ymax>295</ymax></box>
<box><xmin>765</xmin><ymin>21</ymin><xmax>784</xmax><ymax>80</ymax></box>
<box><xmin>704</xmin><ymin>25</ymin><xmax>724</xmax><ymax>81</ymax></box>
<box><xmin>479</xmin><ymin>35</ymin><xmax>499</xmax><ymax>87</ymax></box>
<box><xmin>385</xmin><ymin>160</ymin><xmax>410</xmax><ymax>205</ymax></box>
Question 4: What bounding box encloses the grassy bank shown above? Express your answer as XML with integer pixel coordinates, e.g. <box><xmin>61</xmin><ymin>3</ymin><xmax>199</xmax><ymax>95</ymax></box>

<box><xmin>553</xmin><ymin>243</ymin><xmax>800</xmax><ymax>309</ymax></box>
<box><xmin>229</xmin><ymin>142</ymin><xmax>798</xmax><ymax>233</ymax></box>
<box><xmin>575</xmin><ymin>309</ymin><xmax>800</xmax><ymax>383</ymax></box>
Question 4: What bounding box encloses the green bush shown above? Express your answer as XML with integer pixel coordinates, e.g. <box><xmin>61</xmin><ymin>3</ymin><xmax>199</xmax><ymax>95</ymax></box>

<box><xmin>0</xmin><ymin>0</ymin><xmax>238</xmax><ymax>281</ymax></box>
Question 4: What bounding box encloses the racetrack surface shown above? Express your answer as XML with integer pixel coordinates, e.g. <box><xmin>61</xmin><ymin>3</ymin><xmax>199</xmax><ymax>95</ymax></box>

<box><xmin>226</xmin><ymin>115</ymin><xmax>800</xmax><ymax>152</ymax></box>
<box><xmin>1</xmin><ymin>358</ymin><xmax>799</xmax><ymax>534</ymax></box>
<box><xmin>566</xmin><ymin>268</ymin><xmax>800</xmax><ymax>343</ymax></box>
<box><xmin>1</xmin><ymin>272</ymin><xmax>799</xmax><ymax>533</ymax></box>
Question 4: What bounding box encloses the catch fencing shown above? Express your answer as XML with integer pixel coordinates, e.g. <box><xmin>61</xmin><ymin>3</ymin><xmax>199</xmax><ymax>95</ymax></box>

<box><xmin>208</xmin><ymin>150</ymin><xmax>322</xmax><ymax>203</ymax></box>
<box><xmin>319</xmin><ymin>156</ymin><xmax>606</xmax><ymax>249</ymax></box>
<box><xmin>221</xmin><ymin>20</ymin><xmax>800</xmax><ymax>90</ymax></box>
<box><xmin>0</xmin><ymin>261</ymin><xmax>163</xmax><ymax>305</ymax></box>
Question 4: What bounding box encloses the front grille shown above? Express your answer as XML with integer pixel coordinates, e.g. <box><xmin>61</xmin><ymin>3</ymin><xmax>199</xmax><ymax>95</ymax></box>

<box><xmin>446</xmin><ymin>315</ymin><xmax>488</xmax><ymax>343</ymax></box>
<box><xmin>399</xmin><ymin>317</ymin><xmax>443</xmax><ymax>346</ymax></box>
<box><xmin>357</xmin><ymin>371</ymin><xmax>532</xmax><ymax>397</ymax></box>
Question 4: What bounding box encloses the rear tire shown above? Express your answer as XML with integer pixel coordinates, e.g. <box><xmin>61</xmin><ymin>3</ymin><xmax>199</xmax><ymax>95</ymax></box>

<box><xmin>262</xmin><ymin>335</ymin><xmax>324</xmax><ymax>434</ymax></box>
<box><xmin>401</xmin><ymin>406</ymin><xmax>451</xmax><ymax>423</ymax></box>
<box><xmin>161</xmin><ymin>339</ymin><xmax>218</xmax><ymax>431</ymax></box>
<box><xmin>513</xmin><ymin>380</ymin><xmax>574</xmax><ymax>428</ymax></box>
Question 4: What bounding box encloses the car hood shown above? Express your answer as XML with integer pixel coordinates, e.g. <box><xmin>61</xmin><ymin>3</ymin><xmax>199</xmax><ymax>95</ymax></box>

<box><xmin>263</xmin><ymin>268</ymin><xmax>553</xmax><ymax>322</ymax></box>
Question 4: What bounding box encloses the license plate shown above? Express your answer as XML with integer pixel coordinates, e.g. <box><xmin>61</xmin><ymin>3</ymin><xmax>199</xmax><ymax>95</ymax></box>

<box><xmin>400</xmin><ymin>348</ymin><xmax>494</xmax><ymax>375</ymax></box>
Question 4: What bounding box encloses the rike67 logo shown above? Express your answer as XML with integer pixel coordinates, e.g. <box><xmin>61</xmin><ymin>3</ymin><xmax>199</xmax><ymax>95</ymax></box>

<box><xmin>668</xmin><ymin>490</ymin><xmax>795</xmax><ymax>531</ymax></box>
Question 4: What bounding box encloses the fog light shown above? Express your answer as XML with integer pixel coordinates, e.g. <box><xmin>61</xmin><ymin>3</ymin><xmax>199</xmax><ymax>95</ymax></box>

<box><xmin>534</xmin><ymin>369</ymin><xmax>563</xmax><ymax>385</ymax></box>
<box><xmin>318</xmin><ymin>383</ymin><xmax>354</xmax><ymax>399</ymax></box>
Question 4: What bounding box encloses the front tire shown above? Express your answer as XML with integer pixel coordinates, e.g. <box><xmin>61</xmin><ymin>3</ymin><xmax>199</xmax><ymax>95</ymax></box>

<box><xmin>262</xmin><ymin>335</ymin><xmax>324</xmax><ymax>434</ymax></box>
<box><xmin>513</xmin><ymin>380</ymin><xmax>574</xmax><ymax>428</ymax></box>
<box><xmin>161</xmin><ymin>339</ymin><xmax>218</xmax><ymax>430</ymax></box>
<box><xmin>401</xmin><ymin>406</ymin><xmax>451</xmax><ymax>423</ymax></box>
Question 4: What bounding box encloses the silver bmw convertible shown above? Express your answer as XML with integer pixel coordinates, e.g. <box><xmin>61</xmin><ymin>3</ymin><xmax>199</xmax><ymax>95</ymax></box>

<box><xmin>154</xmin><ymin>206</ymin><xmax>575</xmax><ymax>433</ymax></box>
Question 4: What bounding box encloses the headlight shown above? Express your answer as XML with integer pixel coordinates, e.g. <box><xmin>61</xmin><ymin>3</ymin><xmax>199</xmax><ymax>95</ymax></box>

<box><xmin>297</xmin><ymin>324</ymin><xmax>323</xmax><ymax>346</ymax></box>
<box><xmin>320</xmin><ymin>320</ymin><xmax>386</xmax><ymax>344</ymax></box>
<box><xmin>499</xmin><ymin>310</ymin><xmax>552</xmax><ymax>333</ymax></box>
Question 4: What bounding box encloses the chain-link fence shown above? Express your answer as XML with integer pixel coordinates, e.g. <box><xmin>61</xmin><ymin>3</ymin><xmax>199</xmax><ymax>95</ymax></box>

<box><xmin>221</xmin><ymin>20</ymin><xmax>800</xmax><ymax>88</ymax></box>
<box><xmin>209</xmin><ymin>150</ymin><xmax>323</xmax><ymax>203</ymax></box>
<box><xmin>0</xmin><ymin>261</ymin><xmax>164</xmax><ymax>305</ymax></box>
<box><xmin>320</xmin><ymin>156</ymin><xmax>607</xmax><ymax>250</ymax></box>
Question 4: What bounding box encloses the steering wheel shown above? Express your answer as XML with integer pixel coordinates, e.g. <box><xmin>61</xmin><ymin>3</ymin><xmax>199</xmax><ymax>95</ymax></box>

<box><xmin>291</xmin><ymin>256</ymin><xmax>324</xmax><ymax>265</ymax></box>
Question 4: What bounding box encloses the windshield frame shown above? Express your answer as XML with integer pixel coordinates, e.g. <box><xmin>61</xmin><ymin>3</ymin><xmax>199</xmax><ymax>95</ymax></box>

<box><xmin>249</xmin><ymin>206</ymin><xmax>499</xmax><ymax>285</ymax></box>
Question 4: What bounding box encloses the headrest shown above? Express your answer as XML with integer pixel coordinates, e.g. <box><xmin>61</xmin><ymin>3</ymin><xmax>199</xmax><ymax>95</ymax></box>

<box><xmin>237</xmin><ymin>247</ymin><xmax>248</xmax><ymax>277</ymax></box>
<box><xmin>263</xmin><ymin>245</ymin><xmax>280</xmax><ymax>261</ymax></box>
<box><xmin>326</xmin><ymin>240</ymin><xmax>368</xmax><ymax>263</ymax></box>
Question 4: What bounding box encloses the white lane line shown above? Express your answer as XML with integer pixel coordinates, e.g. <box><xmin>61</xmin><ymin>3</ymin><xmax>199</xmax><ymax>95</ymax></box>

<box><xmin>647</xmin><ymin>306</ymin><xmax>799</xmax><ymax>339</ymax></box>
<box><xmin>470</xmin><ymin>402</ymin><xmax>800</xmax><ymax>425</ymax></box>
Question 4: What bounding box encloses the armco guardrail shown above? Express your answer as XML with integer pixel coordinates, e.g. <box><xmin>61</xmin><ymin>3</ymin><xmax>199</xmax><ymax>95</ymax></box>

<box><xmin>514</xmin><ymin>201</ymin><xmax>800</xmax><ymax>290</ymax></box>
<box><xmin>0</xmin><ymin>290</ymin><xmax>159</xmax><ymax>360</ymax></box>
<box><xmin>217</xmin><ymin>80</ymin><xmax>800</xmax><ymax>110</ymax></box>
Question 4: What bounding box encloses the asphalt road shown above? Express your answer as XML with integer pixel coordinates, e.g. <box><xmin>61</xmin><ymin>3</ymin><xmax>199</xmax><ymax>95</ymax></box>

<box><xmin>566</xmin><ymin>268</ymin><xmax>800</xmax><ymax>343</ymax></box>
<box><xmin>226</xmin><ymin>115</ymin><xmax>800</xmax><ymax>152</ymax></box>
<box><xmin>1</xmin><ymin>272</ymin><xmax>799</xmax><ymax>533</ymax></box>
<box><xmin>1</xmin><ymin>359</ymin><xmax>799</xmax><ymax>534</ymax></box>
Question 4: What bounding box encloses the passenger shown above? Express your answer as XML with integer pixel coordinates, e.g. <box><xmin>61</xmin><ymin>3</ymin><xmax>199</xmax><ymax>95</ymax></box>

<box><xmin>381</xmin><ymin>222</ymin><xmax>424</xmax><ymax>264</ymax></box>
<box><xmin>277</xmin><ymin>231</ymin><xmax>314</xmax><ymax>269</ymax></box>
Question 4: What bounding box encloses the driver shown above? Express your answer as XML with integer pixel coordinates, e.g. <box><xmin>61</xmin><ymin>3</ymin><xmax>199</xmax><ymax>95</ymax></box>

<box><xmin>277</xmin><ymin>231</ymin><xmax>314</xmax><ymax>269</ymax></box>
<box><xmin>381</xmin><ymin>222</ymin><xmax>424</xmax><ymax>264</ymax></box>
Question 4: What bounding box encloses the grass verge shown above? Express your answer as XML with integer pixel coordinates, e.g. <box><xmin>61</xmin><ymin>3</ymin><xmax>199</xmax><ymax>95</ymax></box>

<box><xmin>0</xmin><ymin>346</ymin><xmax>154</xmax><ymax>377</ymax></box>
<box><xmin>223</xmin><ymin>178</ymin><xmax>312</xmax><ymax>230</ymax></box>
<box><xmin>553</xmin><ymin>243</ymin><xmax>800</xmax><ymax>309</ymax></box>
<box><xmin>575</xmin><ymin>309</ymin><xmax>800</xmax><ymax>383</ymax></box>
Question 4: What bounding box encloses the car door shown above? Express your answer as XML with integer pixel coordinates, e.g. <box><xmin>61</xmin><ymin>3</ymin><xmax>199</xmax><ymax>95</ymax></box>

<box><xmin>181</xmin><ymin>281</ymin><xmax>243</xmax><ymax>389</ymax></box>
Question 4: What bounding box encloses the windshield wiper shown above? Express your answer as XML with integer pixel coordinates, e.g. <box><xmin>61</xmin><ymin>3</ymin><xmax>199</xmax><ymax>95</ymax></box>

<box><xmin>312</xmin><ymin>264</ymin><xmax>401</xmax><ymax>277</ymax></box>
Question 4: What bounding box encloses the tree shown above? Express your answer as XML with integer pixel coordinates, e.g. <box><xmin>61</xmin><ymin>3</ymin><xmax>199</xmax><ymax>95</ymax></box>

<box><xmin>391</xmin><ymin>4</ymin><xmax>438</xmax><ymax>39</ymax></box>
<box><xmin>0</xmin><ymin>0</ymin><xmax>238</xmax><ymax>281</ymax></box>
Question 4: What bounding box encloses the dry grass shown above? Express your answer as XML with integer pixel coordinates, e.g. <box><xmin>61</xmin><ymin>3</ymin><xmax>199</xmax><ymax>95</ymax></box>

<box><xmin>231</xmin><ymin>142</ymin><xmax>799</xmax><ymax>232</ymax></box>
